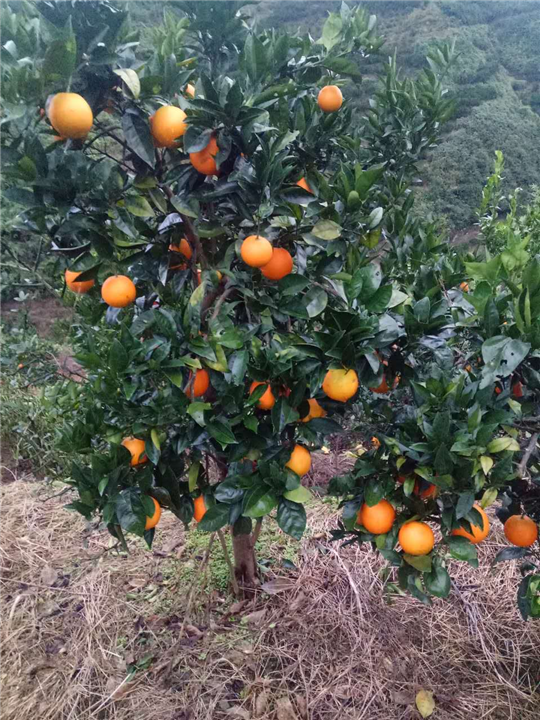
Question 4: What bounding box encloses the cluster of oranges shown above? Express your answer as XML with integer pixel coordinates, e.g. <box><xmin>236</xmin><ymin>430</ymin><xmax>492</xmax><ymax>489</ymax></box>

<box><xmin>240</xmin><ymin>235</ymin><xmax>294</xmax><ymax>281</ymax></box>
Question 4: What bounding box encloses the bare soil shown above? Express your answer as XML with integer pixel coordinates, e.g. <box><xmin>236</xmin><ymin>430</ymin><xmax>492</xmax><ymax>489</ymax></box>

<box><xmin>1</xmin><ymin>297</ymin><xmax>73</xmax><ymax>339</ymax></box>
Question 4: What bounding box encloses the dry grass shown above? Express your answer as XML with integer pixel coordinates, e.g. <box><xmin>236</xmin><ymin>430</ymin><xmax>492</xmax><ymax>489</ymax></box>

<box><xmin>1</xmin><ymin>479</ymin><xmax>539</xmax><ymax>720</ymax></box>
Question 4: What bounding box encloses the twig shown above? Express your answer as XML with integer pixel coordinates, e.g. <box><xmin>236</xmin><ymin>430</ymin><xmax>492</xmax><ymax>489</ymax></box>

<box><xmin>518</xmin><ymin>432</ymin><xmax>539</xmax><ymax>478</ymax></box>
<box><xmin>43</xmin><ymin>487</ymin><xmax>72</xmax><ymax>503</ymax></box>
<box><xmin>181</xmin><ymin>213</ymin><xmax>209</xmax><ymax>269</ymax></box>
<box><xmin>252</xmin><ymin>518</ymin><xmax>263</xmax><ymax>547</ymax></box>
<box><xmin>3</xmin><ymin>245</ymin><xmax>58</xmax><ymax>295</ymax></box>
<box><xmin>208</xmin><ymin>284</ymin><xmax>235</xmax><ymax>322</ymax></box>
<box><xmin>217</xmin><ymin>529</ymin><xmax>240</xmax><ymax>596</ymax></box>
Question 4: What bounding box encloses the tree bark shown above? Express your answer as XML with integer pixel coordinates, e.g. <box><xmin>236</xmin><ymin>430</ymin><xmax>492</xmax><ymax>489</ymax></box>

<box><xmin>231</xmin><ymin>527</ymin><xmax>258</xmax><ymax>595</ymax></box>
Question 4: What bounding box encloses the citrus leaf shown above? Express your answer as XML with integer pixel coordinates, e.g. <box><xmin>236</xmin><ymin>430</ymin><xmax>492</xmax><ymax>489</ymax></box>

<box><xmin>416</xmin><ymin>690</ymin><xmax>436</xmax><ymax>718</ymax></box>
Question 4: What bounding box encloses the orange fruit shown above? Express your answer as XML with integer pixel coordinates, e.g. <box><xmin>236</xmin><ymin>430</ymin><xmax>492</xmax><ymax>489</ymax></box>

<box><xmin>322</xmin><ymin>368</ymin><xmax>359</xmax><ymax>402</ymax></box>
<box><xmin>240</xmin><ymin>235</ymin><xmax>273</xmax><ymax>268</ymax></box>
<box><xmin>495</xmin><ymin>385</ymin><xmax>502</xmax><ymax>395</ymax></box>
<box><xmin>186</xmin><ymin>369</ymin><xmax>210</xmax><ymax>399</ymax></box>
<box><xmin>296</xmin><ymin>177</ymin><xmax>313</xmax><ymax>194</ymax></box>
<box><xmin>358</xmin><ymin>499</ymin><xmax>396</xmax><ymax>534</ymax></box>
<box><xmin>301</xmin><ymin>398</ymin><xmax>327</xmax><ymax>422</ymax></box>
<box><xmin>249</xmin><ymin>381</ymin><xmax>275</xmax><ymax>410</ymax></box>
<box><xmin>145</xmin><ymin>497</ymin><xmax>162</xmax><ymax>530</ymax></box>
<box><xmin>451</xmin><ymin>504</ymin><xmax>490</xmax><ymax>544</ymax></box>
<box><xmin>47</xmin><ymin>92</ymin><xmax>93</xmax><ymax>139</ymax></box>
<box><xmin>65</xmin><ymin>269</ymin><xmax>94</xmax><ymax>294</ymax></box>
<box><xmin>193</xmin><ymin>495</ymin><xmax>207</xmax><ymax>522</ymax></box>
<box><xmin>185</xmin><ymin>83</ymin><xmax>196</xmax><ymax>98</ymax></box>
<box><xmin>170</xmin><ymin>238</ymin><xmax>192</xmax><ymax>260</ymax></box>
<box><xmin>285</xmin><ymin>444</ymin><xmax>312</xmax><ymax>477</ymax></box>
<box><xmin>512</xmin><ymin>381</ymin><xmax>524</xmax><ymax>398</ymax></box>
<box><xmin>101</xmin><ymin>275</ymin><xmax>137</xmax><ymax>308</ymax></box>
<box><xmin>261</xmin><ymin>248</ymin><xmax>293</xmax><ymax>280</ymax></box>
<box><xmin>121</xmin><ymin>437</ymin><xmax>147</xmax><ymax>467</ymax></box>
<box><xmin>317</xmin><ymin>85</ymin><xmax>343</xmax><ymax>113</ymax></box>
<box><xmin>371</xmin><ymin>436</ymin><xmax>381</xmax><ymax>449</ymax></box>
<box><xmin>190</xmin><ymin>135</ymin><xmax>219</xmax><ymax>175</ymax></box>
<box><xmin>150</xmin><ymin>105</ymin><xmax>187</xmax><ymax>148</ymax></box>
<box><xmin>17</xmin><ymin>363</ymin><xmax>24</xmax><ymax>370</ymax></box>
<box><xmin>417</xmin><ymin>482</ymin><xmax>438</xmax><ymax>499</ymax></box>
<box><xmin>398</xmin><ymin>521</ymin><xmax>435</xmax><ymax>555</ymax></box>
<box><xmin>370</xmin><ymin>373</ymin><xmax>399</xmax><ymax>394</ymax></box>
<box><xmin>460</xmin><ymin>282</ymin><xmax>469</xmax><ymax>292</ymax></box>
<box><xmin>504</xmin><ymin>515</ymin><xmax>538</xmax><ymax>547</ymax></box>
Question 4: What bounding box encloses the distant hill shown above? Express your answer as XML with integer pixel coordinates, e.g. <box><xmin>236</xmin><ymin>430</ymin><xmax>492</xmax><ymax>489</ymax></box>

<box><xmin>258</xmin><ymin>1</ymin><xmax>540</xmax><ymax>229</ymax></box>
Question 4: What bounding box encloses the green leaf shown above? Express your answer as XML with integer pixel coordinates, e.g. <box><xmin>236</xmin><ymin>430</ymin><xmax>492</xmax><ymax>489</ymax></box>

<box><xmin>304</xmin><ymin>287</ymin><xmax>328</xmax><ymax>317</ymax></box>
<box><xmin>312</xmin><ymin>219</ymin><xmax>342</xmax><ymax>240</ymax></box>
<box><xmin>244</xmin><ymin>33</ymin><xmax>267</xmax><ymax>83</ymax></box>
<box><xmin>271</xmin><ymin>397</ymin><xmax>300</xmax><ymax>434</ymax></box>
<box><xmin>187</xmin><ymin>402</ymin><xmax>211</xmax><ymax>427</ymax></box>
<box><xmin>43</xmin><ymin>34</ymin><xmax>76</xmax><ymax>80</ymax></box>
<box><xmin>319</xmin><ymin>12</ymin><xmax>343</xmax><ymax>51</ymax></box>
<box><xmin>122</xmin><ymin>109</ymin><xmax>155</xmax><ymax>169</ymax></box>
<box><xmin>483</xmin><ymin>298</ymin><xmax>499</xmax><ymax>338</ymax></box>
<box><xmin>277</xmin><ymin>499</ymin><xmax>307</xmax><ymax>539</ymax></box>
<box><xmin>115</xmin><ymin>489</ymin><xmax>146</xmax><ymax>536</ymax></box>
<box><xmin>360</xmin><ymin>228</ymin><xmax>380</xmax><ymax>249</ymax></box>
<box><xmin>364</xmin><ymin>479</ymin><xmax>385</xmax><ymax>506</ymax></box>
<box><xmin>283</xmin><ymin>486</ymin><xmax>312</xmax><ymax>503</ymax></box>
<box><xmin>109</xmin><ymin>339</ymin><xmax>129</xmax><ymax>374</ymax></box>
<box><xmin>492</xmin><ymin>547</ymin><xmax>530</xmax><ymax>565</ymax></box>
<box><xmin>481</xmin><ymin>336</ymin><xmax>530</xmax><ymax>377</ymax></box>
<box><xmin>413</xmin><ymin>297</ymin><xmax>431</xmax><ymax>323</ymax></box>
<box><xmin>364</xmin><ymin>284</ymin><xmax>392</xmax><ymax>312</ymax></box>
<box><xmin>126</xmin><ymin>196</ymin><xmax>154</xmax><ymax>218</ymax></box>
<box><xmin>367</xmin><ymin>206</ymin><xmax>383</xmax><ymax>229</ymax></box>
<box><xmin>113</xmin><ymin>68</ymin><xmax>141</xmax><ymax>99</ymax></box>
<box><xmin>243</xmin><ymin>486</ymin><xmax>278</xmax><ymax>518</ymax></box>
<box><xmin>456</xmin><ymin>492</ymin><xmax>475</xmax><ymax>519</ymax></box>
<box><xmin>447</xmin><ymin>536</ymin><xmax>478</xmax><ymax>563</ymax></box>
<box><xmin>207</xmin><ymin>420</ymin><xmax>237</xmax><ymax>448</ymax></box>
<box><xmin>425</xmin><ymin>566</ymin><xmax>451</xmax><ymax>597</ymax></box>
<box><xmin>403</xmin><ymin>554</ymin><xmax>432</xmax><ymax>573</ymax></box>
<box><xmin>487</xmin><ymin>436</ymin><xmax>520</xmax><ymax>453</ymax></box>
<box><xmin>434</xmin><ymin>444</ymin><xmax>454</xmax><ymax>475</ymax></box>
<box><xmin>480</xmin><ymin>456</ymin><xmax>494</xmax><ymax>475</ymax></box>
<box><xmin>198</xmin><ymin>504</ymin><xmax>230</xmax><ymax>532</ymax></box>
<box><xmin>279</xmin><ymin>274</ymin><xmax>310</xmax><ymax>296</ymax></box>
<box><xmin>322</xmin><ymin>56</ymin><xmax>362</xmax><ymax>80</ymax></box>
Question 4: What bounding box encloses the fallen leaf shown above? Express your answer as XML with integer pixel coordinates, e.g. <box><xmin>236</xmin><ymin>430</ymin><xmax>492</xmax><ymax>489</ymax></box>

<box><xmin>244</xmin><ymin>609</ymin><xmax>266</xmax><ymax>626</ymax></box>
<box><xmin>254</xmin><ymin>690</ymin><xmax>269</xmax><ymax>717</ymax></box>
<box><xmin>416</xmin><ymin>689</ymin><xmax>436</xmax><ymax>718</ymax></box>
<box><xmin>260</xmin><ymin>577</ymin><xmax>296</xmax><ymax>595</ymax></box>
<box><xmin>276</xmin><ymin>697</ymin><xmax>299</xmax><ymax>720</ymax></box>
<box><xmin>40</xmin><ymin>565</ymin><xmax>58</xmax><ymax>586</ymax></box>
<box><xmin>229</xmin><ymin>600</ymin><xmax>247</xmax><ymax>614</ymax></box>
<box><xmin>225</xmin><ymin>707</ymin><xmax>250</xmax><ymax>719</ymax></box>
<box><xmin>127</xmin><ymin>577</ymin><xmax>148</xmax><ymax>589</ymax></box>
<box><xmin>294</xmin><ymin>695</ymin><xmax>307</xmax><ymax>718</ymax></box>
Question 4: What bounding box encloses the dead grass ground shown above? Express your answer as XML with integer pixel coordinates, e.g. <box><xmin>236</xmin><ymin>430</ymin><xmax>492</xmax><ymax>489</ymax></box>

<box><xmin>1</xmin><ymin>477</ymin><xmax>539</xmax><ymax>720</ymax></box>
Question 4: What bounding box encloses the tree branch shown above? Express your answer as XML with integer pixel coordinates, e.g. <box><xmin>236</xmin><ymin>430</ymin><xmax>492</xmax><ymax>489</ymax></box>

<box><xmin>518</xmin><ymin>432</ymin><xmax>539</xmax><ymax>479</ymax></box>
<box><xmin>217</xmin><ymin>529</ymin><xmax>240</xmax><ymax>596</ymax></box>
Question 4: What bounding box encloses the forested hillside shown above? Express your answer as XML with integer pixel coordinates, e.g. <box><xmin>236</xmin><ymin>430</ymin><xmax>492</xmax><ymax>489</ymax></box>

<box><xmin>257</xmin><ymin>0</ymin><xmax>540</xmax><ymax>229</ymax></box>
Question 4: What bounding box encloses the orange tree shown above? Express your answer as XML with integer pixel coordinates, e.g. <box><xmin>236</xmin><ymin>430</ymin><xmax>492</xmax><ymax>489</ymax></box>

<box><xmin>2</xmin><ymin>1</ymin><xmax>538</xmax><ymax>612</ymax></box>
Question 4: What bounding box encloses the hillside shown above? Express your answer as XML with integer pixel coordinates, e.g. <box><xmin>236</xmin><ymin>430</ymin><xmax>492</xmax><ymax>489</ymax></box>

<box><xmin>258</xmin><ymin>0</ymin><xmax>540</xmax><ymax>229</ymax></box>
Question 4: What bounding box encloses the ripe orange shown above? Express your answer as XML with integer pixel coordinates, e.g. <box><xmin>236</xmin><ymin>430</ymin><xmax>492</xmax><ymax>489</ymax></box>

<box><xmin>371</xmin><ymin>436</ymin><xmax>381</xmax><ymax>449</ymax></box>
<box><xmin>460</xmin><ymin>282</ymin><xmax>469</xmax><ymax>292</ymax></box>
<box><xmin>261</xmin><ymin>248</ymin><xmax>293</xmax><ymax>280</ymax></box>
<box><xmin>150</xmin><ymin>105</ymin><xmax>187</xmax><ymax>148</ymax></box>
<box><xmin>121</xmin><ymin>437</ymin><xmax>147</xmax><ymax>466</ymax></box>
<box><xmin>65</xmin><ymin>269</ymin><xmax>94</xmax><ymax>294</ymax></box>
<box><xmin>145</xmin><ymin>497</ymin><xmax>162</xmax><ymax>530</ymax></box>
<box><xmin>170</xmin><ymin>238</ymin><xmax>192</xmax><ymax>260</ymax></box>
<box><xmin>240</xmin><ymin>235</ymin><xmax>273</xmax><ymax>268</ymax></box>
<box><xmin>317</xmin><ymin>85</ymin><xmax>343</xmax><ymax>113</ymax></box>
<box><xmin>358</xmin><ymin>499</ymin><xmax>396</xmax><ymax>534</ymax></box>
<box><xmin>322</xmin><ymin>368</ymin><xmax>359</xmax><ymax>402</ymax></box>
<box><xmin>47</xmin><ymin>92</ymin><xmax>93</xmax><ymax>139</ymax></box>
<box><xmin>417</xmin><ymin>482</ymin><xmax>438</xmax><ymax>499</ymax></box>
<box><xmin>193</xmin><ymin>495</ymin><xmax>207</xmax><ymax>522</ymax></box>
<box><xmin>101</xmin><ymin>275</ymin><xmax>137</xmax><ymax>308</ymax></box>
<box><xmin>301</xmin><ymin>398</ymin><xmax>327</xmax><ymax>423</ymax></box>
<box><xmin>186</xmin><ymin>369</ymin><xmax>210</xmax><ymax>399</ymax></box>
<box><xmin>504</xmin><ymin>515</ymin><xmax>538</xmax><ymax>547</ymax></box>
<box><xmin>190</xmin><ymin>135</ymin><xmax>219</xmax><ymax>175</ymax></box>
<box><xmin>296</xmin><ymin>177</ymin><xmax>313</xmax><ymax>194</ymax></box>
<box><xmin>185</xmin><ymin>83</ymin><xmax>196</xmax><ymax>98</ymax></box>
<box><xmin>398</xmin><ymin>521</ymin><xmax>435</xmax><ymax>555</ymax></box>
<box><xmin>249</xmin><ymin>381</ymin><xmax>275</xmax><ymax>410</ymax></box>
<box><xmin>370</xmin><ymin>373</ymin><xmax>399</xmax><ymax>394</ymax></box>
<box><xmin>451</xmin><ymin>504</ymin><xmax>490</xmax><ymax>544</ymax></box>
<box><xmin>17</xmin><ymin>363</ymin><xmax>24</xmax><ymax>370</ymax></box>
<box><xmin>512</xmin><ymin>381</ymin><xmax>524</xmax><ymax>398</ymax></box>
<box><xmin>286</xmin><ymin>444</ymin><xmax>312</xmax><ymax>477</ymax></box>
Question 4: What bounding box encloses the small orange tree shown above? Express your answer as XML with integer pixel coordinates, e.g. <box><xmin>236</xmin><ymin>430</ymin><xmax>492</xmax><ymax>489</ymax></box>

<box><xmin>2</xmin><ymin>1</ymin><xmax>538</xmax><ymax>612</ymax></box>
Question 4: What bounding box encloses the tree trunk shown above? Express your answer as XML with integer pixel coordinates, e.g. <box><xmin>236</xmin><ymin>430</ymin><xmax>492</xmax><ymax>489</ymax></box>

<box><xmin>231</xmin><ymin>523</ymin><xmax>258</xmax><ymax>595</ymax></box>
